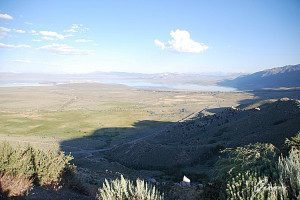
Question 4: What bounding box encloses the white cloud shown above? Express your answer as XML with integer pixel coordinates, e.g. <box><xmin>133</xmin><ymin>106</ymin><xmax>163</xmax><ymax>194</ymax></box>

<box><xmin>0</xmin><ymin>43</ymin><xmax>31</xmax><ymax>49</ymax></box>
<box><xmin>30</xmin><ymin>30</ymin><xmax>37</xmax><ymax>34</ymax></box>
<box><xmin>0</xmin><ymin>27</ymin><xmax>11</xmax><ymax>32</ymax></box>
<box><xmin>38</xmin><ymin>44</ymin><xmax>92</xmax><ymax>55</ymax></box>
<box><xmin>0</xmin><ymin>13</ymin><xmax>13</xmax><ymax>20</ymax></box>
<box><xmin>39</xmin><ymin>31</ymin><xmax>65</xmax><ymax>40</ymax></box>
<box><xmin>154</xmin><ymin>29</ymin><xmax>208</xmax><ymax>53</ymax></box>
<box><xmin>13</xmin><ymin>59</ymin><xmax>32</xmax><ymax>63</ymax></box>
<box><xmin>32</xmin><ymin>39</ymin><xmax>42</xmax><ymax>42</ymax></box>
<box><xmin>24</xmin><ymin>22</ymin><xmax>33</xmax><ymax>25</ymax></box>
<box><xmin>75</xmin><ymin>39</ymin><xmax>92</xmax><ymax>43</ymax></box>
<box><xmin>65</xmin><ymin>24</ymin><xmax>88</xmax><ymax>33</ymax></box>
<box><xmin>14</xmin><ymin>29</ymin><xmax>26</xmax><ymax>34</ymax></box>
<box><xmin>154</xmin><ymin>39</ymin><xmax>165</xmax><ymax>50</ymax></box>
<box><xmin>0</xmin><ymin>27</ymin><xmax>11</xmax><ymax>37</ymax></box>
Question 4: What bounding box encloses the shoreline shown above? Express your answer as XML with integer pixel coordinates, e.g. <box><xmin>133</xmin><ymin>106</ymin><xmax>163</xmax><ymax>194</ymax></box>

<box><xmin>0</xmin><ymin>81</ymin><xmax>238</xmax><ymax>92</ymax></box>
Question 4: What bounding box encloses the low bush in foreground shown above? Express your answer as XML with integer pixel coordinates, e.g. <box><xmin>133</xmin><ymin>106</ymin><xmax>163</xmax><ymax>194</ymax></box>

<box><xmin>0</xmin><ymin>142</ymin><xmax>73</xmax><ymax>197</ymax></box>
<box><xmin>278</xmin><ymin>148</ymin><xmax>300</xmax><ymax>199</ymax></box>
<box><xmin>33</xmin><ymin>147</ymin><xmax>73</xmax><ymax>187</ymax></box>
<box><xmin>226</xmin><ymin>171</ymin><xmax>287</xmax><ymax>200</ymax></box>
<box><xmin>0</xmin><ymin>173</ymin><xmax>33</xmax><ymax>198</ymax></box>
<box><xmin>97</xmin><ymin>175</ymin><xmax>164</xmax><ymax>200</ymax></box>
<box><xmin>215</xmin><ymin>133</ymin><xmax>300</xmax><ymax>200</ymax></box>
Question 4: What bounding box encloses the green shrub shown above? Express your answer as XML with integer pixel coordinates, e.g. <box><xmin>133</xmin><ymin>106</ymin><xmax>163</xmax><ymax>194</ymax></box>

<box><xmin>226</xmin><ymin>171</ymin><xmax>287</xmax><ymax>200</ymax></box>
<box><xmin>0</xmin><ymin>142</ymin><xmax>35</xmax><ymax>179</ymax></box>
<box><xmin>213</xmin><ymin>133</ymin><xmax>300</xmax><ymax>200</ymax></box>
<box><xmin>278</xmin><ymin>148</ymin><xmax>300</xmax><ymax>199</ymax></box>
<box><xmin>285</xmin><ymin>132</ymin><xmax>300</xmax><ymax>149</ymax></box>
<box><xmin>225</xmin><ymin>146</ymin><xmax>300</xmax><ymax>199</ymax></box>
<box><xmin>0</xmin><ymin>142</ymin><xmax>73</xmax><ymax>191</ymax></box>
<box><xmin>33</xmin><ymin>148</ymin><xmax>73</xmax><ymax>187</ymax></box>
<box><xmin>215</xmin><ymin>143</ymin><xmax>279</xmax><ymax>180</ymax></box>
<box><xmin>97</xmin><ymin>175</ymin><xmax>163</xmax><ymax>200</ymax></box>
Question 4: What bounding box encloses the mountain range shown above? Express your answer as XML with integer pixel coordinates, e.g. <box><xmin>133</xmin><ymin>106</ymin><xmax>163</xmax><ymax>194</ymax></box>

<box><xmin>219</xmin><ymin>64</ymin><xmax>300</xmax><ymax>90</ymax></box>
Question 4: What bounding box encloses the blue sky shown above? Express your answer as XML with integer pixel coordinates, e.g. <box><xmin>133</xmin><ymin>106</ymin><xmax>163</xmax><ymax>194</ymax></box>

<box><xmin>0</xmin><ymin>0</ymin><xmax>299</xmax><ymax>74</ymax></box>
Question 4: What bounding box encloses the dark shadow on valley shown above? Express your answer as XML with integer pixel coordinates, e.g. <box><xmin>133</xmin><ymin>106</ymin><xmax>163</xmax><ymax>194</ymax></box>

<box><xmin>59</xmin><ymin>120</ymin><xmax>175</xmax><ymax>172</ymax></box>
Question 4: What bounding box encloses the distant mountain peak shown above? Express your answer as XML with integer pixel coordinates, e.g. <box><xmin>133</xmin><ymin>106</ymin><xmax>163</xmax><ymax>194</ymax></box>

<box><xmin>261</xmin><ymin>64</ymin><xmax>300</xmax><ymax>77</ymax></box>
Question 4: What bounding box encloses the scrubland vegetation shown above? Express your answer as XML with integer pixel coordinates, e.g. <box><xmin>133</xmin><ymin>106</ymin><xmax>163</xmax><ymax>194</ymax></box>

<box><xmin>1</xmin><ymin>133</ymin><xmax>299</xmax><ymax>199</ymax></box>
<box><xmin>0</xmin><ymin>142</ymin><xmax>73</xmax><ymax>198</ymax></box>
<box><xmin>214</xmin><ymin>133</ymin><xmax>300</xmax><ymax>200</ymax></box>
<box><xmin>97</xmin><ymin>175</ymin><xmax>163</xmax><ymax>200</ymax></box>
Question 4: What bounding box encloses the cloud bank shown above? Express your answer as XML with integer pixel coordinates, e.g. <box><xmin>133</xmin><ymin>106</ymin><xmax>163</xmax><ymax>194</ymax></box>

<box><xmin>75</xmin><ymin>39</ymin><xmax>92</xmax><ymax>43</ymax></box>
<box><xmin>0</xmin><ymin>27</ymin><xmax>11</xmax><ymax>37</ymax></box>
<box><xmin>65</xmin><ymin>24</ymin><xmax>88</xmax><ymax>33</ymax></box>
<box><xmin>14</xmin><ymin>29</ymin><xmax>26</xmax><ymax>34</ymax></box>
<box><xmin>38</xmin><ymin>44</ymin><xmax>92</xmax><ymax>55</ymax></box>
<box><xmin>39</xmin><ymin>31</ymin><xmax>65</xmax><ymax>40</ymax></box>
<box><xmin>0</xmin><ymin>13</ymin><xmax>13</xmax><ymax>20</ymax></box>
<box><xmin>155</xmin><ymin>29</ymin><xmax>208</xmax><ymax>53</ymax></box>
<box><xmin>0</xmin><ymin>43</ymin><xmax>31</xmax><ymax>49</ymax></box>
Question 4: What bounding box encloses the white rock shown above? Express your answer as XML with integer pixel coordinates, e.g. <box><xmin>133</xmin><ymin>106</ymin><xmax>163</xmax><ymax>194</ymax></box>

<box><xmin>180</xmin><ymin>176</ymin><xmax>191</xmax><ymax>186</ymax></box>
<box><xmin>183</xmin><ymin>175</ymin><xmax>190</xmax><ymax>183</ymax></box>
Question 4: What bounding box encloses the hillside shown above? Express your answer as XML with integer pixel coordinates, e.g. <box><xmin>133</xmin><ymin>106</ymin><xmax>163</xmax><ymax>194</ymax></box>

<box><xmin>107</xmin><ymin>98</ymin><xmax>300</xmax><ymax>170</ymax></box>
<box><xmin>219</xmin><ymin>64</ymin><xmax>300</xmax><ymax>90</ymax></box>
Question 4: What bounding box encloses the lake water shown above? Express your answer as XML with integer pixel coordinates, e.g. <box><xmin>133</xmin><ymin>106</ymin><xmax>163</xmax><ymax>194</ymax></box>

<box><xmin>0</xmin><ymin>82</ymin><xmax>55</xmax><ymax>87</ymax></box>
<box><xmin>97</xmin><ymin>79</ymin><xmax>237</xmax><ymax>92</ymax></box>
<box><xmin>0</xmin><ymin>79</ymin><xmax>237</xmax><ymax>92</ymax></box>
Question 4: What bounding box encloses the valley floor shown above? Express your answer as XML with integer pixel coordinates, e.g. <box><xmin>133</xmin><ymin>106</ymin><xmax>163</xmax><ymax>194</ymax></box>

<box><xmin>1</xmin><ymin>83</ymin><xmax>300</xmax><ymax>199</ymax></box>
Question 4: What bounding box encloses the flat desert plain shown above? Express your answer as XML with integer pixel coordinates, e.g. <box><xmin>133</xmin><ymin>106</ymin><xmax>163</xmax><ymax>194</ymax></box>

<box><xmin>1</xmin><ymin>83</ymin><xmax>299</xmax><ymax>181</ymax></box>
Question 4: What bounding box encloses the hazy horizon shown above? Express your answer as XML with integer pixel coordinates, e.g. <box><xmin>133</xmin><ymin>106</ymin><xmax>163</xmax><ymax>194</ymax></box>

<box><xmin>1</xmin><ymin>0</ymin><xmax>300</xmax><ymax>74</ymax></box>
<box><xmin>0</xmin><ymin>69</ymin><xmax>245</xmax><ymax>75</ymax></box>
<box><xmin>0</xmin><ymin>64</ymin><xmax>299</xmax><ymax>75</ymax></box>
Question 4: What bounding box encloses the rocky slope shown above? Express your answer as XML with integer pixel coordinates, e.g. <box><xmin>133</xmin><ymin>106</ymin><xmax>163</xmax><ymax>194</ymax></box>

<box><xmin>107</xmin><ymin>98</ymin><xmax>300</xmax><ymax>170</ymax></box>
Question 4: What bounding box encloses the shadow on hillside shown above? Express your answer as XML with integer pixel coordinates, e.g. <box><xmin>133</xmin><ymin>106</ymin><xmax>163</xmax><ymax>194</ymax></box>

<box><xmin>58</xmin><ymin>89</ymin><xmax>300</xmax><ymax>181</ymax></box>
<box><xmin>59</xmin><ymin>120</ymin><xmax>175</xmax><ymax>171</ymax></box>
<box><xmin>58</xmin><ymin>89</ymin><xmax>300</xmax><ymax>169</ymax></box>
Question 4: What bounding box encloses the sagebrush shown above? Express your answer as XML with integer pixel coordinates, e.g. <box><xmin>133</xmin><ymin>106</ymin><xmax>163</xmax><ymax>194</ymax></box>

<box><xmin>226</xmin><ymin>171</ymin><xmax>287</xmax><ymax>200</ymax></box>
<box><xmin>215</xmin><ymin>143</ymin><xmax>279</xmax><ymax>180</ymax></box>
<box><xmin>222</xmin><ymin>137</ymin><xmax>300</xmax><ymax>200</ymax></box>
<box><xmin>278</xmin><ymin>148</ymin><xmax>300</xmax><ymax>199</ymax></box>
<box><xmin>97</xmin><ymin>175</ymin><xmax>164</xmax><ymax>200</ymax></box>
<box><xmin>285</xmin><ymin>132</ymin><xmax>300</xmax><ymax>149</ymax></box>
<box><xmin>0</xmin><ymin>142</ymin><xmax>73</xmax><ymax>197</ymax></box>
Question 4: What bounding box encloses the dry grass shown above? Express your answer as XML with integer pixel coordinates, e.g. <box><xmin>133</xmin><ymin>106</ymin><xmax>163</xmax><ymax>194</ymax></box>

<box><xmin>0</xmin><ymin>173</ymin><xmax>32</xmax><ymax>197</ymax></box>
